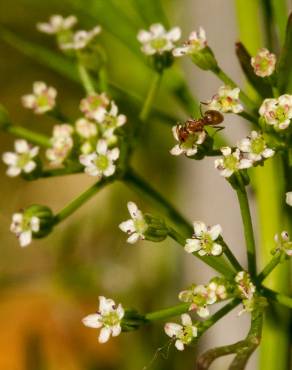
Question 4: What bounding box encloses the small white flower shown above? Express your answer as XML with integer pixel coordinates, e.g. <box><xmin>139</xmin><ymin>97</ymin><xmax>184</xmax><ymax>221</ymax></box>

<box><xmin>37</xmin><ymin>14</ymin><xmax>77</xmax><ymax>34</ymax></box>
<box><xmin>207</xmin><ymin>281</ymin><xmax>227</xmax><ymax>301</ymax></box>
<box><xmin>164</xmin><ymin>314</ymin><xmax>198</xmax><ymax>351</ymax></box>
<box><xmin>170</xmin><ymin>125</ymin><xmax>206</xmax><ymax>157</ymax></box>
<box><xmin>208</xmin><ymin>86</ymin><xmax>243</xmax><ymax>114</ymax></box>
<box><xmin>286</xmin><ymin>192</ymin><xmax>292</xmax><ymax>207</ymax></box>
<box><xmin>46</xmin><ymin>124</ymin><xmax>74</xmax><ymax>166</ymax></box>
<box><xmin>137</xmin><ymin>23</ymin><xmax>181</xmax><ymax>55</ymax></box>
<box><xmin>80</xmin><ymin>93</ymin><xmax>110</xmax><ymax>122</ymax></box>
<box><xmin>185</xmin><ymin>221</ymin><xmax>223</xmax><ymax>256</ymax></box>
<box><xmin>173</xmin><ymin>27</ymin><xmax>207</xmax><ymax>57</ymax></box>
<box><xmin>10</xmin><ymin>212</ymin><xmax>40</xmax><ymax>247</ymax></box>
<box><xmin>21</xmin><ymin>82</ymin><xmax>57</xmax><ymax>114</ymax></box>
<box><xmin>237</xmin><ymin>131</ymin><xmax>274</xmax><ymax>163</ymax></box>
<box><xmin>119</xmin><ymin>202</ymin><xmax>148</xmax><ymax>244</ymax></box>
<box><xmin>274</xmin><ymin>231</ymin><xmax>292</xmax><ymax>257</ymax></box>
<box><xmin>251</xmin><ymin>48</ymin><xmax>276</xmax><ymax>78</ymax></box>
<box><xmin>2</xmin><ymin>139</ymin><xmax>39</xmax><ymax>177</ymax></box>
<box><xmin>79</xmin><ymin>140</ymin><xmax>119</xmax><ymax>178</ymax></box>
<box><xmin>82</xmin><ymin>296</ymin><xmax>124</xmax><ymax>343</ymax></box>
<box><xmin>61</xmin><ymin>26</ymin><xmax>101</xmax><ymax>50</ymax></box>
<box><xmin>259</xmin><ymin>94</ymin><xmax>292</xmax><ymax>130</ymax></box>
<box><xmin>102</xmin><ymin>102</ymin><xmax>127</xmax><ymax>129</ymax></box>
<box><xmin>75</xmin><ymin>118</ymin><xmax>97</xmax><ymax>139</ymax></box>
<box><xmin>235</xmin><ymin>271</ymin><xmax>256</xmax><ymax>300</ymax></box>
<box><xmin>215</xmin><ymin>147</ymin><xmax>252</xmax><ymax>178</ymax></box>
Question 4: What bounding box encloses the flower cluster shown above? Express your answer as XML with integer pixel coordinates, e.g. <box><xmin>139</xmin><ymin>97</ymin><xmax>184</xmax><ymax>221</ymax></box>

<box><xmin>235</xmin><ymin>271</ymin><xmax>256</xmax><ymax>314</ymax></box>
<box><xmin>2</xmin><ymin>139</ymin><xmax>39</xmax><ymax>177</ymax></box>
<box><xmin>251</xmin><ymin>48</ymin><xmax>276</xmax><ymax>78</ymax></box>
<box><xmin>259</xmin><ymin>94</ymin><xmax>292</xmax><ymax>130</ymax></box>
<box><xmin>82</xmin><ymin>296</ymin><xmax>124</xmax><ymax>343</ymax></box>
<box><xmin>38</xmin><ymin>14</ymin><xmax>101</xmax><ymax>51</ymax></box>
<box><xmin>137</xmin><ymin>23</ymin><xmax>181</xmax><ymax>56</ymax></box>
<box><xmin>46</xmin><ymin>124</ymin><xmax>74</xmax><ymax>166</ymax></box>
<box><xmin>170</xmin><ymin>124</ymin><xmax>206</xmax><ymax>157</ymax></box>
<box><xmin>179</xmin><ymin>278</ymin><xmax>227</xmax><ymax>318</ymax></box>
<box><xmin>173</xmin><ymin>27</ymin><xmax>207</xmax><ymax>57</ymax></box>
<box><xmin>207</xmin><ymin>85</ymin><xmax>243</xmax><ymax>114</ymax></box>
<box><xmin>21</xmin><ymin>81</ymin><xmax>57</xmax><ymax>114</ymax></box>
<box><xmin>185</xmin><ymin>221</ymin><xmax>223</xmax><ymax>256</ymax></box>
<box><xmin>274</xmin><ymin>231</ymin><xmax>292</xmax><ymax>257</ymax></box>
<box><xmin>164</xmin><ymin>314</ymin><xmax>198</xmax><ymax>351</ymax></box>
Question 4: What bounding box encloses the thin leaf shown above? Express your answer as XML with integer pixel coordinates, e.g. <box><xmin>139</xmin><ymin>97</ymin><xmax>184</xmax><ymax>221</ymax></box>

<box><xmin>277</xmin><ymin>13</ymin><xmax>292</xmax><ymax>93</ymax></box>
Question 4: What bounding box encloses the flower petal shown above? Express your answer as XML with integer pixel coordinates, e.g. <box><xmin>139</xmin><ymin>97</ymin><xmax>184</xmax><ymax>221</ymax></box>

<box><xmin>82</xmin><ymin>314</ymin><xmax>102</xmax><ymax>328</ymax></box>
<box><xmin>98</xmin><ymin>327</ymin><xmax>111</xmax><ymax>343</ymax></box>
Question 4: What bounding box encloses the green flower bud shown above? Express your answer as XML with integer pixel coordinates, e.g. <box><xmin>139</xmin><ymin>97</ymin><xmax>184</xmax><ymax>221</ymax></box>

<box><xmin>144</xmin><ymin>214</ymin><xmax>169</xmax><ymax>242</ymax></box>
<box><xmin>191</xmin><ymin>47</ymin><xmax>218</xmax><ymax>71</ymax></box>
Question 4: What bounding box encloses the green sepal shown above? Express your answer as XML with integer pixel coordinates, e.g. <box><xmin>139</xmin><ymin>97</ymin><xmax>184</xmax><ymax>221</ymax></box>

<box><xmin>144</xmin><ymin>214</ymin><xmax>169</xmax><ymax>242</ymax></box>
<box><xmin>24</xmin><ymin>204</ymin><xmax>54</xmax><ymax>238</ymax></box>
<box><xmin>121</xmin><ymin>309</ymin><xmax>148</xmax><ymax>332</ymax></box>
<box><xmin>235</xmin><ymin>42</ymin><xmax>273</xmax><ymax>98</ymax></box>
<box><xmin>191</xmin><ymin>47</ymin><xmax>218</xmax><ymax>71</ymax></box>
<box><xmin>151</xmin><ymin>51</ymin><xmax>174</xmax><ymax>73</ymax></box>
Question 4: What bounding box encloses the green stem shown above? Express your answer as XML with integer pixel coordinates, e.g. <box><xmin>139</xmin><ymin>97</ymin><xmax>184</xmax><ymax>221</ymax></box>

<box><xmin>78</xmin><ymin>63</ymin><xmax>95</xmax><ymax>95</ymax></box>
<box><xmin>145</xmin><ymin>303</ymin><xmax>190</xmax><ymax>321</ymax></box>
<box><xmin>213</xmin><ymin>67</ymin><xmax>257</xmax><ymax>112</ymax></box>
<box><xmin>98</xmin><ymin>67</ymin><xmax>108</xmax><ymax>92</ymax></box>
<box><xmin>139</xmin><ymin>72</ymin><xmax>162</xmax><ymax>122</ymax></box>
<box><xmin>219</xmin><ymin>237</ymin><xmax>244</xmax><ymax>272</ymax></box>
<box><xmin>41</xmin><ymin>165</ymin><xmax>83</xmax><ymax>178</ymax></box>
<box><xmin>54</xmin><ymin>177</ymin><xmax>113</xmax><ymax>224</ymax></box>
<box><xmin>257</xmin><ymin>252</ymin><xmax>282</xmax><ymax>283</ymax></box>
<box><xmin>235</xmin><ymin>177</ymin><xmax>257</xmax><ymax>277</ymax></box>
<box><xmin>4</xmin><ymin>125</ymin><xmax>51</xmax><ymax>148</ymax></box>
<box><xmin>263</xmin><ymin>288</ymin><xmax>292</xmax><ymax>309</ymax></box>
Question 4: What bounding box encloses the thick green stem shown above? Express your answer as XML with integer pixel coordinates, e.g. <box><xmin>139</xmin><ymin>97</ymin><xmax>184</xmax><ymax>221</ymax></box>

<box><xmin>139</xmin><ymin>72</ymin><xmax>162</xmax><ymax>122</ymax></box>
<box><xmin>264</xmin><ymin>288</ymin><xmax>292</xmax><ymax>309</ymax></box>
<box><xmin>78</xmin><ymin>63</ymin><xmax>95</xmax><ymax>95</ymax></box>
<box><xmin>54</xmin><ymin>177</ymin><xmax>113</xmax><ymax>224</ymax></box>
<box><xmin>235</xmin><ymin>179</ymin><xmax>257</xmax><ymax>277</ymax></box>
<box><xmin>4</xmin><ymin>125</ymin><xmax>51</xmax><ymax>148</ymax></box>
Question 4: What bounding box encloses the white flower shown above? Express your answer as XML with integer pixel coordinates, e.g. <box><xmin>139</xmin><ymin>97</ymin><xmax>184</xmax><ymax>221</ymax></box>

<box><xmin>79</xmin><ymin>140</ymin><xmax>119</xmax><ymax>178</ymax></box>
<box><xmin>173</xmin><ymin>27</ymin><xmax>207</xmax><ymax>57</ymax></box>
<box><xmin>21</xmin><ymin>82</ymin><xmax>57</xmax><ymax>114</ymax></box>
<box><xmin>215</xmin><ymin>147</ymin><xmax>252</xmax><ymax>178</ymax></box>
<box><xmin>164</xmin><ymin>314</ymin><xmax>197</xmax><ymax>351</ymax></box>
<box><xmin>170</xmin><ymin>125</ymin><xmax>206</xmax><ymax>157</ymax></box>
<box><xmin>207</xmin><ymin>281</ymin><xmax>227</xmax><ymax>301</ymax></box>
<box><xmin>80</xmin><ymin>93</ymin><xmax>110</xmax><ymax>122</ymax></box>
<box><xmin>235</xmin><ymin>271</ymin><xmax>256</xmax><ymax>300</ymax></box>
<box><xmin>2</xmin><ymin>139</ymin><xmax>39</xmax><ymax>177</ymax></box>
<box><xmin>10</xmin><ymin>212</ymin><xmax>40</xmax><ymax>247</ymax></box>
<box><xmin>119</xmin><ymin>202</ymin><xmax>148</xmax><ymax>244</ymax></box>
<box><xmin>82</xmin><ymin>296</ymin><xmax>124</xmax><ymax>343</ymax></box>
<box><xmin>208</xmin><ymin>86</ymin><xmax>243</xmax><ymax>114</ymax></box>
<box><xmin>46</xmin><ymin>124</ymin><xmax>74</xmax><ymax>166</ymax></box>
<box><xmin>37</xmin><ymin>14</ymin><xmax>77</xmax><ymax>34</ymax></box>
<box><xmin>102</xmin><ymin>102</ymin><xmax>127</xmax><ymax>129</ymax></box>
<box><xmin>185</xmin><ymin>221</ymin><xmax>223</xmax><ymax>256</ymax></box>
<box><xmin>251</xmin><ymin>48</ymin><xmax>276</xmax><ymax>77</ymax></box>
<box><xmin>179</xmin><ymin>285</ymin><xmax>215</xmax><ymax>318</ymax></box>
<box><xmin>75</xmin><ymin>118</ymin><xmax>97</xmax><ymax>139</ymax></box>
<box><xmin>137</xmin><ymin>23</ymin><xmax>181</xmax><ymax>55</ymax></box>
<box><xmin>237</xmin><ymin>131</ymin><xmax>274</xmax><ymax>163</ymax></box>
<box><xmin>274</xmin><ymin>231</ymin><xmax>292</xmax><ymax>257</ymax></box>
<box><xmin>259</xmin><ymin>94</ymin><xmax>292</xmax><ymax>130</ymax></box>
<box><xmin>286</xmin><ymin>192</ymin><xmax>292</xmax><ymax>207</ymax></box>
<box><xmin>61</xmin><ymin>26</ymin><xmax>101</xmax><ymax>50</ymax></box>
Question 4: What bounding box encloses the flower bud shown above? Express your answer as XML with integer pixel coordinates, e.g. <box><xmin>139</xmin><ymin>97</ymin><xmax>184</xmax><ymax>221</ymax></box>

<box><xmin>191</xmin><ymin>47</ymin><xmax>218</xmax><ymax>71</ymax></box>
<box><xmin>24</xmin><ymin>204</ymin><xmax>55</xmax><ymax>238</ymax></box>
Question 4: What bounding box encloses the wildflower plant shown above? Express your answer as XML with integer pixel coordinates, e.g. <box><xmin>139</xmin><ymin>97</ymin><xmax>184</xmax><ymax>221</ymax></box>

<box><xmin>1</xmin><ymin>4</ymin><xmax>292</xmax><ymax>370</ymax></box>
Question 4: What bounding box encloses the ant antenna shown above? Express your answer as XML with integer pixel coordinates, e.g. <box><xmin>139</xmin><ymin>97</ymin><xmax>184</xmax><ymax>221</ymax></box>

<box><xmin>142</xmin><ymin>339</ymin><xmax>174</xmax><ymax>370</ymax></box>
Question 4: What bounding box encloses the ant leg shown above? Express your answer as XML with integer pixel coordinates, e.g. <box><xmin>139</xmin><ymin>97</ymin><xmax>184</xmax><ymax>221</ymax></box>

<box><xmin>211</xmin><ymin>126</ymin><xmax>225</xmax><ymax>137</ymax></box>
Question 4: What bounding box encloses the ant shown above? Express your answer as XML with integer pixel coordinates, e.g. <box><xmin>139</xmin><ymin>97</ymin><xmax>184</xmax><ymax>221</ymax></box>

<box><xmin>176</xmin><ymin>108</ymin><xmax>224</xmax><ymax>143</ymax></box>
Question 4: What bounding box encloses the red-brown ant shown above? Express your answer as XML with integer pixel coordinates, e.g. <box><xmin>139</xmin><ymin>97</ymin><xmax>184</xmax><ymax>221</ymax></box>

<box><xmin>176</xmin><ymin>110</ymin><xmax>224</xmax><ymax>143</ymax></box>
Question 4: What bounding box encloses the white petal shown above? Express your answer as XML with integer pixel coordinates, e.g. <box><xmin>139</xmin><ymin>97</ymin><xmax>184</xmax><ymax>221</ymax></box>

<box><xmin>186</xmin><ymin>147</ymin><xmax>198</xmax><ymax>157</ymax></box>
<box><xmin>181</xmin><ymin>313</ymin><xmax>192</xmax><ymax>326</ymax></box>
<box><xmin>262</xmin><ymin>148</ymin><xmax>275</xmax><ymax>158</ymax></box>
<box><xmin>167</xmin><ymin>27</ymin><xmax>181</xmax><ymax>41</ymax></box>
<box><xmin>15</xmin><ymin>139</ymin><xmax>29</xmax><ymax>153</ymax></box>
<box><xmin>30</xmin><ymin>217</ymin><xmax>40</xmax><ymax>232</ymax></box>
<box><xmin>184</xmin><ymin>239</ymin><xmax>201</xmax><ymax>253</ymax></box>
<box><xmin>164</xmin><ymin>323</ymin><xmax>182</xmax><ymax>338</ymax></box>
<box><xmin>96</xmin><ymin>140</ymin><xmax>107</xmax><ymax>155</ymax></box>
<box><xmin>127</xmin><ymin>202</ymin><xmax>139</xmax><ymax>219</ymax></box>
<box><xmin>221</xmin><ymin>146</ymin><xmax>232</xmax><ymax>156</ymax></box>
<box><xmin>193</xmin><ymin>221</ymin><xmax>207</xmax><ymax>236</ymax></box>
<box><xmin>119</xmin><ymin>219</ymin><xmax>135</xmax><ymax>233</ymax></box>
<box><xmin>82</xmin><ymin>314</ymin><xmax>102</xmax><ymax>328</ymax></box>
<box><xmin>19</xmin><ymin>231</ymin><xmax>32</xmax><ymax>247</ymax></box>
<box><xmin>108</xmin><ymin>148</ymin><xmax>120</xmax><ymax>161</ymax></box>
<box><xmin>99</xmin><ymin>296</ymin><xmax>115</xmax><ymax>312</ymax></box>
<box><xmin>211</xmin><ymin>243</ymin><xmax>223</xmax><ymax>256</ymax></box>
<box><xmin>170</xmin><ymin>144</ymin><xmax>183</xmax><ymax>156</ymax></box>
<box><xmin>7</xmin><ymin>166</ymin><xmax>21</xmax><ymax>177</ymax></box>
<box><xmin>238</xmin><ymin>159</ymin><xmax>253</xmax><ymax>169</ymax></box>
<box><xmin>103</xmin><ymin>164</ymin><xmax>115</xmax><ymax>177</ymax></box>
<box><xmin>23</xmin><ymin>161</ymin><xmax>36</xmax><ymax>173</ymax></box>
<box><xmin>127</xmin><ymin>232</ymin><xmax>140</xmax><ymax>244</ymax></box>
<box><xmin>117</xmin><ymin>304</ymin><xmax>125</xmax><ymax>319</ymax></box>
<box><xmin>286</xmin><ymin>192</ymin><xmax>292</xmax><ymax>206</ymax></box>
<box><xmin>111</xmin><ymin>324</ymin><xmax>121</xmax><ymax>337</ymax></box>
<box><xmin>98</xmin><ymin>327</ymin><xmax>111</xmax><ymax>343</ymax></box>
<box><xmin>209</xmin><ymin>224</ymin><xmax>222</xmax><ymax>240</ymax></box>
<box><xmin>197</xmin><ymin>307</ymin><xmax>210</xmax><ymax>318</ymax></box>
<box><xmin>173</xmin><ymin>47</ymin><xmax>189</xmax><ymax>57</ymax></box>
<box><xmin>137</xmin><ymin>30</ymin><xmax>151</xmax><ymax>43</ymax></box>
<box><xmin>175</xmin><ymin>340</ymin><xmax>185</xmax><ymax>351</ymax></box>
<box><xmin>2</xmin><ymin>152</ymin><xmax>18</xmax><ymax>166</ymax></box>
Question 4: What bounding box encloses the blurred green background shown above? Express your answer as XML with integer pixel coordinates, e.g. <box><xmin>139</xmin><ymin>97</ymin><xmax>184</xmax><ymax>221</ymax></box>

<box><xmin>0</xmin><ymin>0</ymin><xmax>279</xmax><ymax>369</ymax></box>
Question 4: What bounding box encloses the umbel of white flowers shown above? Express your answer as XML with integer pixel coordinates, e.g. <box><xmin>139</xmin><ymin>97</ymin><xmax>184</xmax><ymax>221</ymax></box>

<box><xmin>82</xmin><ymin>296</ymin><xmax>124</xmax><ymax>343</ymax></box>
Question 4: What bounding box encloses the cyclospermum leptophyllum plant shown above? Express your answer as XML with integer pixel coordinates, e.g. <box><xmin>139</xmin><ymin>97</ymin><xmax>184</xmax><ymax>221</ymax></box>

<box><xmin>1</xmin><ymin>12</ymin><xmax>292</xmax><ymax>370</ymax></box>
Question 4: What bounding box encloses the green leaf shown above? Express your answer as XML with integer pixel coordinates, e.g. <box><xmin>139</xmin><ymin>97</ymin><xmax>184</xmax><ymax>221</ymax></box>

<box><xmin>277</xmin><ymin>13</ymin><xmax>292</xmax><ymax>94</ymax></box>
<box><xmin>129</xmin><ymin>0</ymin><xmax>169</xmax><ymax>27</ymax></box>
<box><xmin>235</xmin><ymin>42</ymin><xmax>272</xmax><ymax>98</ymax></box>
